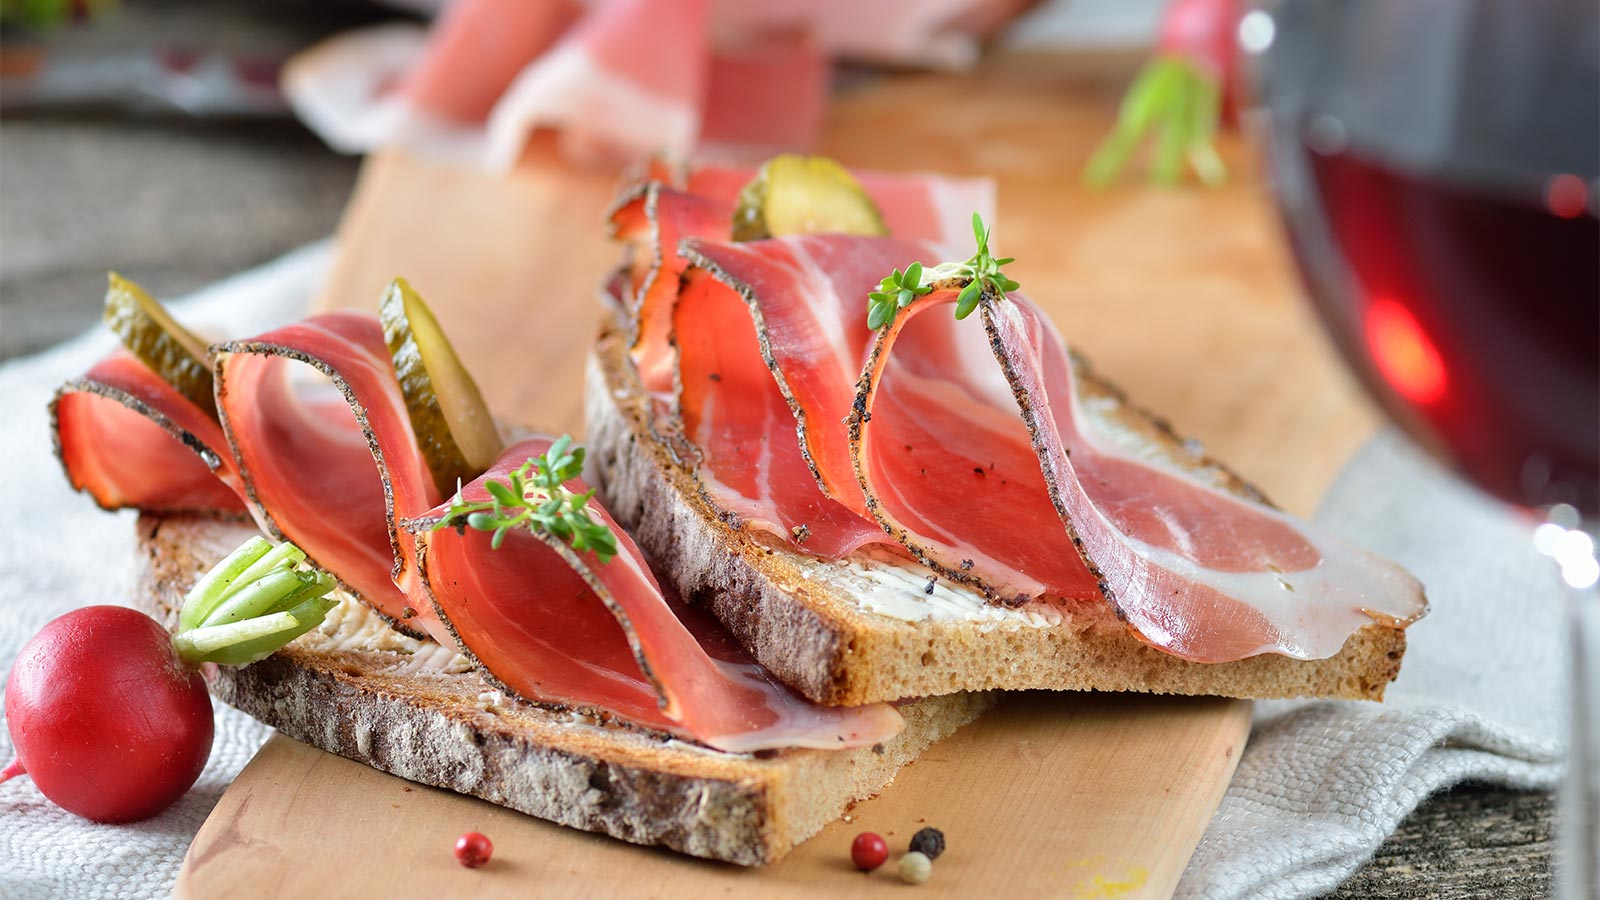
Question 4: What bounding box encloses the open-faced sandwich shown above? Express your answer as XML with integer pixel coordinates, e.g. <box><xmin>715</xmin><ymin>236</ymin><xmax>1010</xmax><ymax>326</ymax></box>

<box><xmin>45</xmin><ymin>155</ymin><xmax>1425</xmax><ymax>865</ymax></box>
<box><xmin>588</xmin><ymin>155</ymin><xmax>1428</xmax><ymax>706</ymax></box>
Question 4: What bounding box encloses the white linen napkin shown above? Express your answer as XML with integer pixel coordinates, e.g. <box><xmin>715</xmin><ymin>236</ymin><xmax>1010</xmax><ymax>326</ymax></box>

<box><xmin>0</xmin><ymin>244</ymin><xmax>329</xmax><ymax>900</ymax></box>
<box><xmin>1178</xmin><ymin>431</ymin><xmax>1566</xmax><ymax>899</ymax></box>
<box><xmin>0</xmin><ymin>245</ymin><xmax>1564</xmax><ymax>899</ymax></box>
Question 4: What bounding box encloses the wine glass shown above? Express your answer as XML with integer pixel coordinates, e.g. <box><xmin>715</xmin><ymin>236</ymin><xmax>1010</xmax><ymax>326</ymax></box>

<box><xmin>1245</xmin><ymin>1</ymin><xmax>1599</xmax><ymax>897</ymax></box>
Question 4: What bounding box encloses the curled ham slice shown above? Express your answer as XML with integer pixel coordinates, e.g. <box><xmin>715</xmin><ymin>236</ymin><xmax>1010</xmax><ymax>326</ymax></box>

<box><xmin>854</xmin><ymin>291</ymin><xmax>1424</xmax><ymax>659</ymax></box>
<box><xmin>407</xmin><ymin>438</ymin><xmax>902</xmax><ymax>751</ymax></box>
<box><xmin>215</xmin><ymin>312</ymin><xmax>441</xmax><ymax>640</ymax></box>
<box><xmin>942</xmin><ymin>294</ymin><xmax>1424</xmax><ymax>659</ymax></box>
<box><xmin>398</xmin><ymin>0</ymin><xmax>582</xmax><ymax>126</ymax></box>
<box><xmin>213</xmin><ymin>311</ymin><xmax>900</xmax><ymax>750</ymax></box>
<box><xmin>52</xmin><ymin>351</ymin><xmax>245</xmax><ymax>516</ymax></box>
<box><xmin>651</xmin><ymin>223</ymin><xmax>1426</xmax><ymax>662</ymax></box>
<box><xmin>674</xmin><ymin>263</ymin><xmax>895</xmax><ymax>557</ymax></box>
<box><xmin>609</xmin><ymin>181</ymin><xmax>734</xmax><ymax>396</ymax></box>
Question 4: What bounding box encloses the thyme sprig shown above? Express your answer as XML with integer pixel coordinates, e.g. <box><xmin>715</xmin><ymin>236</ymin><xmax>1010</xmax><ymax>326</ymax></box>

<box><xmin>867</xmin><ymin>262</ymin><xmax>933</xmax><ymax>330</ymax></box>
<box><xmin>865</xmin><ymin>213</ymin><xmax>1019</xmax><ymax>328</ymax></box>
<box><xmin>433</xmin><ymin>434</ymin><xmax>619</xmax><ymax>563</ymax></box>
<box><xmin>953</xmin><ymin>212</ymin><xmax>1019</xmax><ymax>320</ymax></box>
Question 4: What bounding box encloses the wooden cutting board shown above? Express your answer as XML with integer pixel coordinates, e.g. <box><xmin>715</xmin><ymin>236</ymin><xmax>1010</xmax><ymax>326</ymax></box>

<box><xmin>175</xmin><ymin>51</ymin><xmax>1376</xmax><ymax>898</ymax></box>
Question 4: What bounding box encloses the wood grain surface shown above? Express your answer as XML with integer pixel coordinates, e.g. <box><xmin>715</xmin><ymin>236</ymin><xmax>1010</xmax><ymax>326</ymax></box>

<box><xmin>173</xmin><ymin>50</ymin><xmax>1384</xmax><ymax>898</ymax></box>
<box><xmin>179</xmin><ymin>695</ymin><xmax>1250</xmax><ymax>899</ymax></box>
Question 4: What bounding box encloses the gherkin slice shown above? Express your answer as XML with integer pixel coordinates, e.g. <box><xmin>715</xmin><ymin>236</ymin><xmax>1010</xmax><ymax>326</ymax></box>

<box><xmin>102</xmin><ymin>273</ymin><xmax>217</xmax><ymax>416</ymax></box>
<box><xmin>380</xmin><ymin>277</ymin><xmax>503</xmax><ymax>497</ymax></box>
<box><xmin>730</xmin><ymin>155</ymin><xmax>889</xmax><ymax>242</ymax></box>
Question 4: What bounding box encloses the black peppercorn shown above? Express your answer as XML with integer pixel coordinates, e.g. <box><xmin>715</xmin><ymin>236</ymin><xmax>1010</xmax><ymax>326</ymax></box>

<box><xmin>908</xmin><ymin>826</ymin><xmax>944</xmax><ymax>860</ymax></box>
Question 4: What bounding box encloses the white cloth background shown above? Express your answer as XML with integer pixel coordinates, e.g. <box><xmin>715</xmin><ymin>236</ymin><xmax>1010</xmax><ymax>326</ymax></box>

<box><xmin>0</xmin><ymin>246</ymin><xmax>1565</xmax><ymax>898</ymax></box>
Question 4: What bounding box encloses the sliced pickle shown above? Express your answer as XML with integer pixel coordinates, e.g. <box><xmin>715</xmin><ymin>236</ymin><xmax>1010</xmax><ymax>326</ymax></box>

<box><xmin>102</xmin><ymin>273</ymin><xmax>216</xmax><ymax>416</ymax></box>
<box><xmin>380</xmin><ymin>278</ymin><xmax>504</xmax><ymax>496</ymax></box>
<box><xmin>730</xmin><ymin>155</ymin><xmax>889</xmax><ymax>242</ymax></box>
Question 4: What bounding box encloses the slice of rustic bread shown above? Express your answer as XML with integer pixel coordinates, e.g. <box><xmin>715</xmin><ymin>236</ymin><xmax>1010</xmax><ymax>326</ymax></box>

<box><xmin>585</xmin><ymin>325</ymin><xmax>1407</xmax><ymax>708</ymax></box>
<box><xmin>133</xmin><ymin>514</ymin><xmax>991</xmax><ymax>866</ymax></box>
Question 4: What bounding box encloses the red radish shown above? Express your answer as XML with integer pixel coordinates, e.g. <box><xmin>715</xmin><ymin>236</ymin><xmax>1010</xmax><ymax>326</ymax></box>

<box><xmin>2</xmin><ymin>536</ymin><xmax>340</xmax><ymax>823</ymax></box>
<box><xmin>3</xmin><ymin>606</ymin><xmax>213</xmax><ymax>823</ymax></box>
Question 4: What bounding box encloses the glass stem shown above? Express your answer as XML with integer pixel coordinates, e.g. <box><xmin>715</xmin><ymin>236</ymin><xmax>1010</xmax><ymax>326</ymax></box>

<box><xmin>1559</xmin><ymin>562</ymin><xmax>1598</xmax><ymax>900</ymax></box>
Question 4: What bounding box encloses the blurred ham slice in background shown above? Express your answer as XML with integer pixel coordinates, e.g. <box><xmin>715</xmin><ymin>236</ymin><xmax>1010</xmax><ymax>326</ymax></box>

<box><xmin>283</xmin><ymin>0</ymin><xmax>1034</xmax><ymax>169</ymax></box>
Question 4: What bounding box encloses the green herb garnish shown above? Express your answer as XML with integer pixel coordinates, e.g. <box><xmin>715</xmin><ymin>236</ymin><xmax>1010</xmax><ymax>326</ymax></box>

<box><xmin>433</xmin><ymin>434</ymin><xmax>619</xmax><ymax>563</ymax></box>
<box><xmin>866</xmin><ymin>213</ymin><xmax>1019</xmax><ymax>328</ymax></box>
<box><xmin>867</xmin><ymin>262</ymin><xmax>933</xmax><ymax>330</ymax></box>
<box><xmin>953</xmin><ymin>213</ymin><xmax>1019</xmax><ymax>320</ymax></box>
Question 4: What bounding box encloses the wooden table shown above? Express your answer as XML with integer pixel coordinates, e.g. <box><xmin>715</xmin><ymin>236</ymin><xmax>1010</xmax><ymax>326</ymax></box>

<box><xmin>0</xmin><ymin>2</ymin><xmax>1554</xmax><ymax>896</ymax></box>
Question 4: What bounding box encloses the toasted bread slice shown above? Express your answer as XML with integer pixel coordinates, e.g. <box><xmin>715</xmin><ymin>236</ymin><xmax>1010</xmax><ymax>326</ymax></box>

<box><xmin>585</xmin><ymin>324</ymin><xmax>1406</xmax><ymax>708</ymax></box>
<box><xmin>134</xmin><ymin>515</ymin><xmax>991</xmax><ymax>865</ymax></box>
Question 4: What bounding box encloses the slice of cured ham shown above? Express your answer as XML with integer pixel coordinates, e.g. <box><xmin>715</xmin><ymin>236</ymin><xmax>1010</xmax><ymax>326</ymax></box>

<box><xmin>850</xmin><ymin>287</ymin><xmax>1428</xmax><ymax>660</ymax></box>
<box><xmin>398</xmin><ymin>0</ymin><xmax>582</xmax><ymax>126</ymax></box>
<box><xmin>52</xmin><ymin>351</ymin><xmax>246</xmax><ymax>516</ymax></box>
<box><xmin>483</xmin><ymin>0</ymin><xmax>711</xmax><ymax>169</ymax></box>
<box><xmin>607</xmin><ymin>162</ymin><xmax>993</xmax><ymax>419</ymax></box>
<box><xmin>408</xmin><ymin>438</ymin><xmax>902</xmax><ymax>751</ymax></box>
<box><xmin>674</xmin><ymin>263</ymin><xmax>895</xmax><ymax>557</ymax></box>
<box><xmin>215</xmin><ymin>312</ymin><xmax>442</xmax><ymax>640</ymax></box>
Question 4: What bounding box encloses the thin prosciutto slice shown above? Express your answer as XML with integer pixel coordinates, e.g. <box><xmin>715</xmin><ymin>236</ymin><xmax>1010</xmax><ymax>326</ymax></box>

<box><xmin>681</xmin><ymin>235</ymin><xmax>935</xmax><ymax>509</ymax></box>
<box><xmin>408</xmin><ymin>437</ymin><xmax>902</xmax><ymax>751</ymax></box>
<box><xmin>52</xmin><ymin>351</ymin><xmax>245</xmax><ymax>515</ymax></box>
<box><xmin>674</xmin><ymin>235</ymin><xmax>1100</xmax><ymax>600</ymax></box>
<box><xmin>215</xmin><ymin>312</ymin><xmax>444</xmax><ymax>641</ymax></box>
<box><xmin>675</xmin><ymin>264</ymin><xmax>893</xmax><ymax>557</ymax></box>
<box><xmin>850</xmin><ymin>289</ymin><xmax>1427</xmax><ymax>660</ymax></box>
<box><xmin>398</xmin><ymin>0</ymin><xmax>582</xmax><ymax>125</ymax></box>
<box><xmin>609</xmin><ymin>181</ymin><xmax>734</xmax><ymax>395</ymax></box>
<box><xmin>607</xmin><ymin>163</ymin><xmax>992</xmax><ymax>396</ymax></box>
<box><xmin>484</xmin><ymin>0</ymin><xmax>711</xmax><ymax>169</ymax></box>
<box><xmin>214</xmin><ymin>311</ymin><xmax>900</xmax><ymax>750</ymax></box>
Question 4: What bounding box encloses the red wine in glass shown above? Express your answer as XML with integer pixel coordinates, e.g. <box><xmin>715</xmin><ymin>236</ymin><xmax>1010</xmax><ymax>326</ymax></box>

<box><xmin>1302</xmin><ymin>144</ymin><xmax>1598</xmax><ymax>517</ymax></box>
<box><xmin>1256</xmin><ymin>0</ymin><xmax>1600</xmax><ymax>519</ymax></box>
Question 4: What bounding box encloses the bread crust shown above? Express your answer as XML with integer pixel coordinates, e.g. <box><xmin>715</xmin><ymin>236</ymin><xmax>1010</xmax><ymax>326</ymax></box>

<box><xmin>586</xmin><ymin>325</ymin><xmax>1407</xmax><ymax>708</ymax></box>
<box><xmin>134</xmin><ymin>515</ymin><xmax>990</xmax><ymax>865</ymax></box>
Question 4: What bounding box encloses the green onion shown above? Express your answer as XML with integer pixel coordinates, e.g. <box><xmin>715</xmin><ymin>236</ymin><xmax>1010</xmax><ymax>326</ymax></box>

<box><xmin>177</xmin><ymin>536</ymin><xmax>272</xmax><ymax>632</ymax></box>
<box><xmin>173</xmin><ymin>536</ymin><xmax>340</xmax><ymax>668</ymax></box>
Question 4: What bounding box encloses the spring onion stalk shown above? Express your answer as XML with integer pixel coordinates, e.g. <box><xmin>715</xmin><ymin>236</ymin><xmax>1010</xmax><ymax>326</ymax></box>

<box><xmin>172</xmin><ymin>536</ymin><xmax>340</xmax><ymax>667</ymax></box>
<box><xmin>1083</xmin><ymin>56</ymin><xmax>1227</xmax><ymax>188</ymax></box>
<box><xmin>228</xmin><ymin>541</ymin><xmax>307</xmax><ymax>597</ymax></box>
<box><xmin>177</xmin><ymin>536</ymin><xmax>272</xmax><ymax>632</ymax></box>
